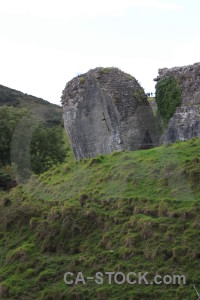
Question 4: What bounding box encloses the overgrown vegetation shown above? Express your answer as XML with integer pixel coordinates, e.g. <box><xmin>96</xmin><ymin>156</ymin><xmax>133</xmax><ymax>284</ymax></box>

<box><xmin>0</xmin><ymin>172</ymin><xmax>12</xmax><ymax>190</ymax></box>
<box><xmin>30</xmin><ymin>124</ymin><xmax>66</xmax><ymax>174</ymax></box>
<box><xmin>155</xmin><ymin>77</ymin><xmax>181</xmax><ymax>128</ymax></box>
<box><xmin>0</xmin><ymin>106</ymin><xmax>28</xmax><ymax>165</ymax></box>
<box><xmin>0</xmin><ymin>106</ymin><xmax>67</xmax><ymax>177</ymax></box>
<box><xmin>0</xmin><ymin>138</ymin><xmax>200</xmax><ymax>299</ymax></box>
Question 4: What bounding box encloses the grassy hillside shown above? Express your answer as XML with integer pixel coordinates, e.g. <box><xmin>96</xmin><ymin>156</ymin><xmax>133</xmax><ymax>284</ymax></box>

<box><xmin>0</xmin><ymin>84</ymin><xmax>62</xmax><ymax>127</ymax></box>
<box><xmin>0</xmin><ymin>138</ymin><xmax>200</xmax><ymax>299</ymax></box>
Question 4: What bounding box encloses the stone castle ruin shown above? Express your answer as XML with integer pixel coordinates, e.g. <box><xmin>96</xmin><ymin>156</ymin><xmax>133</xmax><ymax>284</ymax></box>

<box><xmin>62</xmin><ymin>67</ymin><xmax>158</xmax><ymax>160</ymax></box>
<box><xmin>62</xmin><ymin>63</ymin><xmax>200</xmax><ymax>160</ymax></box>
<box><xmin>154</xmin><ymin>62</ymin><xmax>200</xmax><ymax>144</ymax></box>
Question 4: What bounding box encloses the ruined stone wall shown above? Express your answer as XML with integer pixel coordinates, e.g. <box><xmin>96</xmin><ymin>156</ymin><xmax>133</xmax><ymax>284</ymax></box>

<box><xmin>154</xmin><ymin>62</ymin><xmax>200</xmax><ymax>144</ymax></box>
<box><xmin>62</xmin><ymin>67</ymin><xmax>158</xmax><ymax>160</ymax></box>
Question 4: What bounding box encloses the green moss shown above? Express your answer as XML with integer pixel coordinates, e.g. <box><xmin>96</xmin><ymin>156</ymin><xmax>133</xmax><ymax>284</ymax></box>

<box><xmin>133</xmin><ymin>89</ymin><xmax>145</xmax><ymax>100</ymax></box>
<box><xmin>106</xmin><ymin>67</ymin><xmax>113</xmax><ymax>72</ymax></box>
<box><xmin>126</xmin><ymin>74</ymin><xmax>133</xmax><ymax>80</ymax></box>
<box><xmin>155</xmin><ymin>77</ymin><xmax>181</xmax><ymax>127</ymax></box>
<box><xmin>79</xmin><ymin>76</ymin><xmax>85</xmax><ymax>84</ymax></box>
<box><xmin>100</xmin><ymin>67</ymin><xmax>105</xmax><ymax>74</ymax></box>
<box><xmin>99</xmin><ymin>67</ymin><xmax>113</xmax><ymax>75</ymax></box>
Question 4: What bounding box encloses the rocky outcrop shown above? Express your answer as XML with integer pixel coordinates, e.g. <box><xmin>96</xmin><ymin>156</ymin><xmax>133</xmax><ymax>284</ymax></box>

<box><xmin>62</xmin><ymin>67</ymin><xmax>158</xmax><ymax>159</ymax></box>
<box><xmin>154</xmin><ymin>62</ymin><xmax>200</xmax><ymax>144</ymax></box>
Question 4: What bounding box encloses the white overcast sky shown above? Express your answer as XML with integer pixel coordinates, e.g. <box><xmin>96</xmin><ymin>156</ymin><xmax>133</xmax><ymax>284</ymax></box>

<box><xmin>0</xmin><ymin>0</ymin><xmax>200</xmax><ymax>105</ymax></box>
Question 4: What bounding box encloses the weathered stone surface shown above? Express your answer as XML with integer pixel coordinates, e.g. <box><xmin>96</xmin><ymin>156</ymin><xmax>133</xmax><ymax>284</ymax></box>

<box><xmin>154</xmin><ymin>62</ymin><xmax>200</xmax><ymax>144</ymax></box>
<box><xmin>62</xmin><ymin>67</ymin><xmax>158</xmax><ymax>159</ymax></box>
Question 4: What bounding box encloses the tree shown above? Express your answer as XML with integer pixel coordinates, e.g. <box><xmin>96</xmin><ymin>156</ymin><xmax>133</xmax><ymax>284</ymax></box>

<box><xmin>0</xmin><ymin>106</ymin><xmax>67</xmax><ymax>176</ymax></box>
<box><xmin>30</xmin><ymin>124</ymin><xmax>66</xmax><ymax>174</ymax></box>
<box><xmin>0</xmin><ymin>106</ymin><xmax>28</xmax><ymax>165</ymax></box>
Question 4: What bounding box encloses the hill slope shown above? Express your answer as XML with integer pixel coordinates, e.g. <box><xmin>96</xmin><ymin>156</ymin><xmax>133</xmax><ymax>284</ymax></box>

<box><xmin>0</xmin><ymin>84</ymin><xmax>62</xmax><ymax>126</ymax></box>
<box><xmin>0</xmin><ymin>138</ymin><xmax>200</xmax><ymax>299</ymax></box>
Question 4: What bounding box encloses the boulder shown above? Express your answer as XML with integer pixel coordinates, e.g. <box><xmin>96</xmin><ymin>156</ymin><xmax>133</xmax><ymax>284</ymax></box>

<box><xmin>62</xmin><ymin>67</ymin><xmax>158</xmax><ymax>159</ymax></box>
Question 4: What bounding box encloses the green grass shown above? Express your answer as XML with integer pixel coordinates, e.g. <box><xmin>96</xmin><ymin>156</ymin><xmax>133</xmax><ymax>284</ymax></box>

<box><xmin>148</xmin><ymin>97</ymin><xmax>157</xmax><ymax>116</ymax></box>
<box><xmin>147</xmin><ymin>97</ymin><xmax>155</xmax><ymax>103</ymax></box>
<box><xmin>0</xmin><ymin>138</ymin><xmax>200</xmax><ymax>299</ymax></box>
